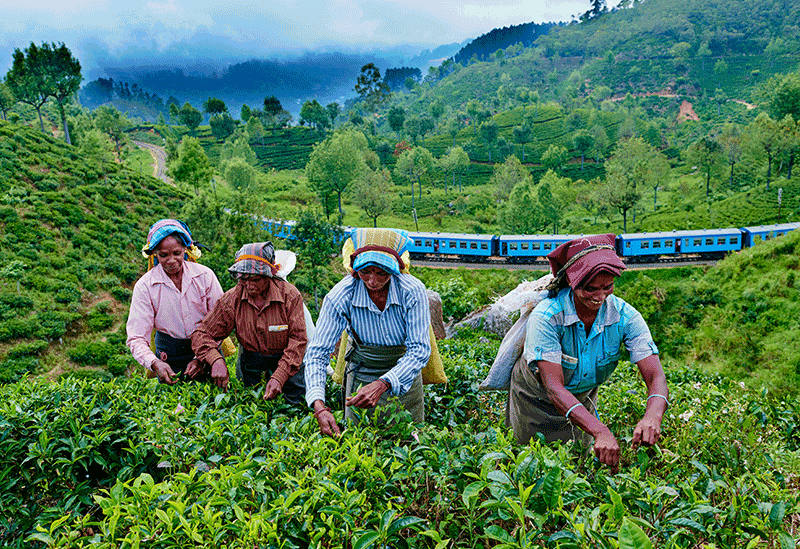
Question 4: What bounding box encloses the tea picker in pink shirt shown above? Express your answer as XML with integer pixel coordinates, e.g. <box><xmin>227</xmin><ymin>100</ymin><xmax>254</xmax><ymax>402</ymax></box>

<box><xmin>126</xmin><ymin>219</ymin><xmax>223</xmax><ymax>384</ymax></box>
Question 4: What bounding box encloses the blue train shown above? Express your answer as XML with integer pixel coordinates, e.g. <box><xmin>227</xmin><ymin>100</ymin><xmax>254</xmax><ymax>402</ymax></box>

<box><xmin>259</xmin><ymin>216</ymin><xmax>800</xmax><ymax>265</ymax></box>
<box><xmin>407</xmin><ymin>222</ymin><xmax>800</xmax><ymax>264</ymax></box>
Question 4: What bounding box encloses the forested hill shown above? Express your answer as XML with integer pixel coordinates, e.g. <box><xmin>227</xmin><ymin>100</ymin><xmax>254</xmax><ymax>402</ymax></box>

<box><xmin>453</xmin><ymin>21</ymin><xmax>559</xmax><ymax>64</ymax></box>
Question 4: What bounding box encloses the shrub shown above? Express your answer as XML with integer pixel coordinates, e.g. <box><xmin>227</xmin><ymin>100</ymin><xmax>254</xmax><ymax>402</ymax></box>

<box><xmin>67</xmin><ymin>340</ymin><xmax>117</xmax><ymax>365</ymax></box>
<box><xmin>110</xmin><ymin>286</ymin><xmax>132</xmax><ymax>302</ymax></box>
<box><xmin>7</xmin><ymin>339</ymin><xmax>48</xmax><ymax>358</ymax></box>
<box><xmin>55</xmin><ymin>283</ymin><xmax>81</xmax><ymax>304</ymax></box>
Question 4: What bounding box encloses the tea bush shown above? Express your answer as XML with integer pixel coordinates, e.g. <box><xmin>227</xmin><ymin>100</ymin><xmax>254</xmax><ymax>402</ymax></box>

<box><xmin>67</xmin><ymin>340</ymin><xmax>119</xmax><ymax>366</ymax></box>
<box><xmin>1</xmin><ymin>347</ymin><xmax>797</xmax><ymax>549</ymax></box>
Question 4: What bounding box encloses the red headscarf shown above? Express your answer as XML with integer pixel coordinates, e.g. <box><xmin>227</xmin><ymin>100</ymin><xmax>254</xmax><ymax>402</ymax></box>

<box><xmin>545</xmin><ymin>233</ymin><xmax>626</xmax><ymax>292</ymax></box>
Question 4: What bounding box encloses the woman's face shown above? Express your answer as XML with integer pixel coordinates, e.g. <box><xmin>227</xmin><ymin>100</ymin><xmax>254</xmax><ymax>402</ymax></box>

<box><xmin>574</xmin><ymin>273</ymin><xmax>616</xmax><ymax>313</ymax></box>
<box><xmin>240</xmin><ymin>273</ymin><xmax>270</xmax><ymax>300</ymax></box>
<box><xmin>156</xmin><ymin>236</ymin><xmax>186</xmax><ymax>277</ymax></box>
<box><xmin>357</xmin><ymin>265</ymin><xmax>391</xmax><ymax>292</ymax></box>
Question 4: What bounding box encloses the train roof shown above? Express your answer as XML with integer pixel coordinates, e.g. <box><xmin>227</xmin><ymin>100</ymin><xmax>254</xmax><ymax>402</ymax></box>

<box><xmin>619</xmin><ymin>228</ymin><xmax>741</xmax><ymax>239</ymax></box>
<box><xmin>499</xmin><ymin>234</ymin><xmax>590</xmax><ymax>240</ymax></box>
<box><xmin>408</xmin><ymin>231</ymin><xmax>495</xmax><ymax>241</ymax></box>
<box><xmin>740</xmin><ymin>222</ymin><xmax>800</xmax><ymax>232</ymax></box>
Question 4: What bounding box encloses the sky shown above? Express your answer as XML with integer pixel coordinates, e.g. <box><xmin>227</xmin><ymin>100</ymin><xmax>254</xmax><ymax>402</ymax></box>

<box><xmin>0</xmin><ymin>0</ymin><xmax>590</xmax><ymax>75</ymax></box>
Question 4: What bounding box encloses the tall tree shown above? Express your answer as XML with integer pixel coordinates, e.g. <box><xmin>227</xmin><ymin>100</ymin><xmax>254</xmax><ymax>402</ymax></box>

<box><xmin>326</xmin><ymin>102</ymin><xmax>340</xmax><ymax>129</ymax></box>
<box><xmin>604</xmin><ymin>137</ymin><xmax>668</xmax><ymax>231</ymax></box>
<box><xmin>209</xmin><ymin>113</ymin><xmax>235</xmax><ymax>141</ymax></box>
<box><xmin>746</xmin><ymin>112</ymin><xmax>779</xmax><ymax>187</ymax></box>
<box><xmin>5</xmin><ymin>43</ymin><xmax>53</xmax><ymax>133</ymax></box>
<box><xmin>387</xmin><ymin>106</ymin><xmax>406</xmax><ymax>135</ymax></box>
<box><xmin>94</xmin><ymin>105</ymin><xmax>130</xmax><ymax>158</ymax></box>
<box><xmin>290</xmin><ymin>208</ymin><xmax>343</xmax><ymax>311</ymax></box>
<box><xmin>513</xmin><ymin>123</ymin><xmax>533</xmax><ymax>162</ymax></box>
<box><xmin>491</xmin><ymin>155</ymin><xmax>533</xmax><ymax>202</ymax></box>
<box><xmin>47</xmin><ymin>43</ymin><xmax>82</xmax><ymax>145</ymax></box>
<box><xmin>479</xmin><ymin>120</ymin><xmax>499</xmax><ymax>162</ymax></box>
<box><xmin>354</xmin><ymin>63</ymin><xmax>390</xmax><ymax>112</ymax></box>
<box><xmin>499</xmin><ymin>177</ymin><xmax>544</xmax><ymax>234</ymax></box>
<box><xmin>299</xmin><ymin>99</ymin><xmax>330</xmax><ymax>132</ymax></box>
<box><xmin>763</xmin><ymin>72</ymin><xmax>800</xmax><ymax>121</ymax></box>
<box><xmin>687</xmin><ymin>137</ymin><xmax>723</xmax><ymax>197</ymax></box>
<box><xmin>0</xmin><ymin>83</ymin><xmax>14</xmax><ymax>120</ymax></box>
<box><xmin>178</xmin><ymin>102</ymin><xmax>202</xmax><ymax>134</ymax></box>
<box><xmin>541</xmin><ymin>144</ymin><xmax>569</xmax><ymax>172</ymax></box>
<box><xmin>572</xmin><ymin>129</ymin><xmax>596</xmax><ymax>171</ymax></box>
<box><xmin>203</xmin><ymin>97</ymin><xmax>227</xmax><ymax>115</ymax></box>
<box><xmin>170</xmin><ymin>137</ymin><xmax>214</xmax><ymax>193</ymax></box>
<box><xmin>351</xmin><ymin>168</ymin><xmax>394</xmax><ymax>227</ymax></box>
<box><xmin>394</xmin><ymin>146</ymin><xmax>434</xmax><ymax>208</ymax></box>
<box><xmin>439</xmin><ymin>146</ymin><xmax>470</xmax><ymax>193</ymax></box>
<box><xmin>718</xmin><ymin>123</ymin><xmax>743</xmax><ymax>188</ymax></box>
<box><xmin>305</xmin><ymin>131</ymin><xmax>367</xmax><ymax>223</ymax></box>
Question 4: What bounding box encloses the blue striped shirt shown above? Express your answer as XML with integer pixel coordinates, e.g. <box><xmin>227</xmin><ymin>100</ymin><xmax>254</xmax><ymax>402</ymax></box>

<box><xmin>524</xmin><ymin>288</ymin><xmax>658</xmax><ymax>394</ymax></box>
<box><xmin>304</xmin><ymin>273</ymin><xmax>431</xmax><ymax>407</ymax></box>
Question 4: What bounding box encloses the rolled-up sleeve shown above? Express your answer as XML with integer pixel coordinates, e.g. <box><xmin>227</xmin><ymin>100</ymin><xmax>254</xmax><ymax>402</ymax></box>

<box><xmin>304</xmin><ymin>292</ymin><xmax>348</xmax><ymax>407</ymax></box>
<box><xmin>192</xmin><ymin>291</ymin><xmax>237</xmax><ymax>367</ymax></box>
<box><xmin>126</xmin><ymin>279</ymin><xmax>158</xmax><ymax>370</ymax></box>
<box><xmin>623</xmin><ymin>309</ymin><xmax>659</xmax><ymax>363</ymax></box>
<box><xmin>524</xmin><ymin>311</ymin><xmax>563</xmax><ymax>366</ymax></box>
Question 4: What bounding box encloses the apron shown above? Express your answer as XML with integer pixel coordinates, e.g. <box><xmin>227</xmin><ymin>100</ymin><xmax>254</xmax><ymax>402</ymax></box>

<box><xmin>505</xmin><ymin>353</ymin><xmax>597</xmax><ymax>448</ymax></box>
<box><xmin>344</xmin><ymin>336</ymin><xmax>424</xmax><ymax>423</ymax></box>
<box><xmin>236</xmin><ymin>346</ymin><xmax>306</xmax><ymax>406</ymax></box>
<box><xmin>154</xmin><ymin>331</ymin><xmax>194</xmax><ymax>377</ymax></box>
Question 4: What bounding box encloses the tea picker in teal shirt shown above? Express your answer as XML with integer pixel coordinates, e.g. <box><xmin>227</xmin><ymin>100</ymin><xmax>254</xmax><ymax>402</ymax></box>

<box><xmin>505</xmin><ymin>234</ymin><xmax>669</xmax><ymax>473</ymax></box>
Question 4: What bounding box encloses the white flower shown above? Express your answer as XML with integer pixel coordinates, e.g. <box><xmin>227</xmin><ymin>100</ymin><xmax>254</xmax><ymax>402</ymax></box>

<box><xmin>738</xmin><ymin>381</ymin><xmax>746</xmax><ymax>389</ymax></box>
<box><xmin>679</xmin><ymin>410</ymin><xmax>695</xmax><ymax>422</ymax></box>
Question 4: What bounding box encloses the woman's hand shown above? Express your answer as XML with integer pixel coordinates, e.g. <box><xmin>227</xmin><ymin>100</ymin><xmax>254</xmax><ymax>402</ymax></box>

<box><xmin>184</xmin><ymin>359</ymin><xmax>204</xmax><ymax>379</ymax></box>
<box><xmin>152</xmin><ymin>360</ymin><xmax>178</xmax><ymax>385</ymax></box>
<box><xmin>632</xmin><ymin>415</ymin><xmax>662</xmax><ymax>449</ymax></box>
<box><xmin>594</xmin><ymin>428</ymin><xmax>621</xmax><ymax>473</ymax></box>
<box><xmin>263</xmin><ymin>378</ymin><xmax>282</xmax><ymax>400</ymax></box>
<box><xmin>313</xmin><ymin>400</ymin><xmax>341</xmax><ymax>437</ymax></box>
<box><xmin>345</xmin><ymin>379</ymin><xmax>388</xmax><ymax>409</ymax></box>
<box><xmin>210</xmin><ymin>359</ymin><xmax>229</xmax><ymax>391</ymax></box>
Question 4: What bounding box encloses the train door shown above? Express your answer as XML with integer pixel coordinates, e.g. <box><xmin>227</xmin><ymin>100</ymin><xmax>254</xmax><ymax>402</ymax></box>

<box><xmin>434</xmin><ymin>240</ymin><xmax>439</xmax><ymax>252</ymax></box>
<box><xmin>675</xmin><ymin>239</ymin><xmax>681</xmax><ymax>253</ymax></box>
<box><xmin>502</xmin><ymin>242</ymin><xmax>507</xmax><ymax>255</ymax></box>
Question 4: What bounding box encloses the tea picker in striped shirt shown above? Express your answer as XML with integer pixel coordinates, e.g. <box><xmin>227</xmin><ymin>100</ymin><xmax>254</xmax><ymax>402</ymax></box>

<box><xmin>304</xmin><ymin>228</ymin><xmax>431</xmax><ymax>437</ymax></box>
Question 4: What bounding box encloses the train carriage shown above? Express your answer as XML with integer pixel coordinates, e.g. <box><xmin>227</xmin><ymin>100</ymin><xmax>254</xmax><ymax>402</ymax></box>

<box><xmin>618</xmin><ymin>228</ymin><xmax>742</xmax><ymax>261</ymax></box>
<box><xmin>408</xmin><ymin>232</ymin><xmax>497</xmax><ymax>261</ymax></box>
<box><xmin>498</xmin><ymin>234</ymin><xmax>585</xmax><ymax>262</ymax></box>
<box><xmin>740</xmin><ymin>222</ymin><xmax>800</xmax><ymax>248</ymax></box>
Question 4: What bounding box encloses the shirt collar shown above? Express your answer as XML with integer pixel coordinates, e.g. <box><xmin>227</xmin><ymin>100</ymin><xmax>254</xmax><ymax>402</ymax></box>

<box><xmin>558</xmin><ymin>289</ymin><xmax>621</xmax><ymax>333</ymax></box>
<box><xmin>239</xmin><ymin>278</ymin><xmax>285</xmax><ymax>307</ymax></box>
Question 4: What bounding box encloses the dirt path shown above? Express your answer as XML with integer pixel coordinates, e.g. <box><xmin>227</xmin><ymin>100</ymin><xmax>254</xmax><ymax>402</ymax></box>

<box><xmin>133</xmin><ymin>141</ymin><xmax>173</xmax><ymax>185</ymax></box>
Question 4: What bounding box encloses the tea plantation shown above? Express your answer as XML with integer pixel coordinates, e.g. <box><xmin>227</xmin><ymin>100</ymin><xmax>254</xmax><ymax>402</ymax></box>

<box><xmin>2</xmin><ymin>331</ymin><xmax>799</xmax><ymax>548</ymax></box>
<box><xmin>1</xmin><ymin>120</ymin><xmax>799</xmax><ymax>548</ymax></box>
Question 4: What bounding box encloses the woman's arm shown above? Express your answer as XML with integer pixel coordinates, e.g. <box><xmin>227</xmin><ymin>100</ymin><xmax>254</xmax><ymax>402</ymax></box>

<box><xmin>633</xmin><ymin>354</ymin><xmax>668</xmax><ymax>448</ymax></box>
<box><xmin>538</xmin><ymin>359</ymin><xmax>621</xmax><ymax>472</ymax></box>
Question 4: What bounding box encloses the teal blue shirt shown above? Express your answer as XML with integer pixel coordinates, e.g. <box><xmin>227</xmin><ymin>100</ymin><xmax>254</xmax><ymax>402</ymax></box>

<box><xmin>524</xmin><ymin>288</ymin><xmax>658</xmax><ymax>394</ymax></box>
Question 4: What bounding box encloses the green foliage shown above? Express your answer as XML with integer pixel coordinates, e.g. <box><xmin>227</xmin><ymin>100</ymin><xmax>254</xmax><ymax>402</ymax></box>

<box><xmin>67</xmin><ymin>340</ymin><xmax>118</xmax><ymax>366</ymax></box>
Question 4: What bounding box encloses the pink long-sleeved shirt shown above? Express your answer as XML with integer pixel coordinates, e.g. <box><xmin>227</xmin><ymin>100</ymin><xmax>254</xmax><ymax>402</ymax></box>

<box><xmin>126</xmin><ymin>261</ymin><xmax>223</xmax><ymax>370</ymax></box>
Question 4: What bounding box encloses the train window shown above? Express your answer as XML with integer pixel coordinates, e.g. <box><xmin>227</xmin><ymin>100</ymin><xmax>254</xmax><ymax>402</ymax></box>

<box><xmin>425</xmin><ymin>240</ymin><xmax>432</xmax><ymax>247</ymax></box>
<box><xmin>470</xmin><ymin>242</ymin><xmax>477</xmax><ymax>249</ymax></box>
<box><xmin>415</xmin><ymin>240</ymin><xmax>422</xmax><ymax>246</ymax></box>
<box><xmin>544</xmin><ymin>244</ymin><xmax>552</xmax><ymax>250</ymax></box>
<box><xmin>693</xmin><ymin>239</ymin><xmax>701</xmax><ymax>246</ymax></box>
<box><xmin>450</xmin><ymin>241</ymin><xmax>456</xmax><ymax>248</ymax></box>
<box><xmin>717</xmin><ymin>238</ymin><xmax>725</xmax><ymax>245</ymax></box>
<box><xmin>521</xmin><ymin>243</ymin><xmax>529</xmax><ymax>250</ymax></box>
<box><xmin>665</xmin><ymin>240</ymin><xmax>673</xmax><ymax>247</ymax></box>
<box><xmin>730</xmin><ymin>237</ymin><xmax>738</xmax><ymax>244</ymax></box>
<box><xmin>532</xmin><ymin>243</ymin><xmax>540</xmax><ymax>250</ymax></box>
<box><xmin>481</xmin><ymin>243</ymin><xmax>488</xmax><ymax>250</ymax></box>
<box><xmin>777</xmin><ymin>232</ymin><xmax>784</xmax><ymax>237</ymax></box>
<box><xmin>460</xmin><ymin>242</ymin><xmax>467</xmax><ymax>249</ymax></box>
<box><xmin>652</xmin><ymin>241</ymin><xmax>661</xmax><ymax>249</ymax></box>
<box><xmin>510</xmin><ymin>243</ymin><xmax>518</xmax><ymax>251</ymax></box>
<box><xmin>626</xmin><ymin>242</ymin><xmax>631</xmax><ymax>248</ymax></box>
<box><xmin>705</xmin><ymin>238</ymin><xmax>713</xmax><ymax>245</ymax></box>
<box><xmin>641</xmin><ymin>241</ymin><xmax>649</xmax><ymax>249</ymax></box>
